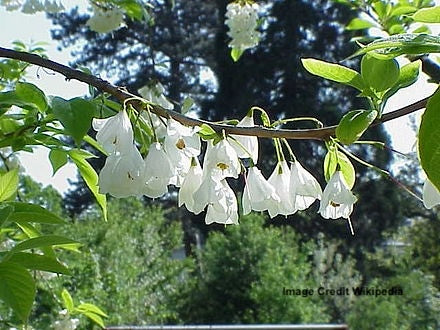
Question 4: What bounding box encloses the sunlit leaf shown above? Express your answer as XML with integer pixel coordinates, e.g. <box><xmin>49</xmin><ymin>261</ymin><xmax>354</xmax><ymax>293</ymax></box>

<box><xmin>323</xmin><ymin>149</ymin><xmax>355</xmax><ymax>189</ymax></box>
<box><xmin>301</xmin><ymin>58</ymin><xmax>365</xmax><ymax>91</ymax></box>
<box><xmin>0</xmin><ymin>168</ymin><xmax>19</xmax><ymax>202</ymax></box>
<box><xmin>419</xmin><ymin>88</ymin><xmax>440</xmax><ymax>191</ymax></box>
<box><xmin>336</xmin><ymin>109</ymin><xmax>378</xmax><ymax>145</ymax></box>
<box><xmin>6</xmin><ymin>202</ymin><xmax>64</xmax><ymax>225</ymax></box>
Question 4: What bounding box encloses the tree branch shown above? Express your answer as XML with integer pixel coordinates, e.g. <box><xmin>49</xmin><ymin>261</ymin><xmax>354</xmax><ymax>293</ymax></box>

<box><xmin>0</xmin><ymin>46</ymin><xmax>430</xmax><ymax>141</ymax></box>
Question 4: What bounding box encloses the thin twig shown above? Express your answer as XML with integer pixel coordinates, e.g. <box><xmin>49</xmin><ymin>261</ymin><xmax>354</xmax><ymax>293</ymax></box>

<box><xmin>0</xmin><ymin>46</ymin><xmax>430</xmax><ymax>141</ymax></box>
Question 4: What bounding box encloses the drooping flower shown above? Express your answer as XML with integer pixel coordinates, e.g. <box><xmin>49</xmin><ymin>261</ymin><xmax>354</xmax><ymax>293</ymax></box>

<box><xmin>267</xmin><ymin>161</ymin><xmax>296</xmax><ymax>218</ymax></box>
<box><xmin>142</xmin><ymin>142</ymin><xmax>174</xmax><ymax>198</ymax></box>
<box><xmin>225</xmin><ymin>2</ymin><xmax>260</xmax><ymax>52</ymax></box>
<box><xmin>92</xmin><ymin>110</ymin><xmax>134</xmax><ymax>154</ymax></box>
<box><xmin>204</xmin><ymin>139</ymin><xmax>241</xmax><ymax>179</ymax></box>
<box><xmin>165</xmin><ymin>118</ymin><xmax>201</xmax><ymax>186</ymax></box>
<box><xmin>422</xmin><ymin>178</ymin><xmax>440</xmax><ymax>209</ymax></box>
<box><xmin>205</xmin><ymin>179</ymin><xmax>239</xmax><ymax>225</ymax></box>
<box><xmin>138</xmin><ymin>81</ymin><xmax>174</xmax><ymax>110</ymax></box>
<box><xmin>230</xmin><ymin>114</ymin><xmax>259</xmax><ymax>163</ymax></box>
<box><xmin>319</xmin><ymin>171</ymin><xmax>357</xmax><ymax>219</ymax></box>
<box><xmin>290</xmin><ymin>161</ymin><xmax>322</xmax><ymax>210</ymax></box>
<box><xmin>242</xmin><ymin>166</ymin><xmax>280</xmax><ymax>215</ymax></box>
<box><xmin>98</xmin><ymin>145</ymin><xmax>144</xmax><ymax>198</ymax></box>
<box><xmin>86</xmin><ymin>4</ymin><xmax>124</xmax><ymax>33</ymax></box>
<box><xmin>178</xmin><ymin>157</ymin><xmax>203</xmax><ymax>213</ymax></box>
<box><xmin>191</xmin><ymin>172</ymin><xmax>222</xmax><ymax>215</ymax></box>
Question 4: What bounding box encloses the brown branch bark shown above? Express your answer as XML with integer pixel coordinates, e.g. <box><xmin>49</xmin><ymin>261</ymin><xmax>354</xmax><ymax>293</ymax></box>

<box><xmin>0</xmin><ymin>46</ymin><xmax>430</xmax><ymax>141</ymax></box>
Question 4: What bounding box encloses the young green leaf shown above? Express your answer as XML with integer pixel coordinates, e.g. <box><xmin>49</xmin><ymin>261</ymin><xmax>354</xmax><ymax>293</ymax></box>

<box><xmin>361</xmin><ymin>55</ymin><xmax>399</xmax><ymax>92</ymax></box>
<box><xmin>49</xmin><ymin>149</ymin><xmax>68</xmax><ymax>175</ymax></box>
<box><xmin>413</xmin><ymin>6</ymin><xmax>440</xmax><ymax>23</ymax></box>
<box><xmin>69</xmin><ymin>150</ymin><xmax>107</xmax><ymax>221</ymax></box>
<box><xmin>231</xmin><ymin>48</ymin><xmax>244</xmax><ymax>62</ymax></box>
<box><xmin>384</xmin><ymin>60</ymin><xmax>421</xmax><ymax>99</ymax></box>
<box><xmin>81</xmin><ymin>311</ymin><xmax>105</xmax><ymax>328</ymax></box>
<box><xmin>198</xmin><ymin>123</ymin><xmax>218</xmax><ymax>141</ymax></box>
<box><xmin>346</xmin><ymin>18</ymin><xmax>376</xmax><ymax>30</ymax></box>
<box><xmin>76</xmin><ymin>303</ymin><xmax>108</xmax><ymax>317</ymax></box>
<box><xmin>301</xmin><ymin>58</ymin><xmax>365</xmax><ymax>91</ymax></box>
<box><xmin>15</xmin><ymin>82</ymin><xmax>48</xmax><ymax>113</ymax></box>
<box><xmin>323</xmin><ymin>149</ymin><xmax>355</xmax><ymax>189</ymax></box>
<box><xmin>418</xmin><ymin>88</ymin><xmax>440</xmax><ymax>191</ymax></box>
<box><xmin>6</xmin><ymin>202</ymin><xmax>65</xmax><ymax>225</ymax></box>
<box><xmin>61</xmin><ymin>289</ymin><xmax>75</xmax><ymax>313</ymax></box>
<box><xmin>0</xmin><ymin>168</ymin><xmax>19</xmax><ymax>202</ymax></box>
<box><xmin>52</xmin><ymin>97</ymin><xmax>95</xmax><ymax>147</ymax></box>
<box><xmin>0</xmin><ymin>261</ymin><xmax>36</xmax><ymax>323</ymax></box>
<box><xmin>181</xmin><ymin>97</ymin><xmax>194</xmax><ymax>114</ymax></box>
<box><xmin>336</xmin><ymin>109</ymin><xmax>378</xmax><ymax>145</ymax></box>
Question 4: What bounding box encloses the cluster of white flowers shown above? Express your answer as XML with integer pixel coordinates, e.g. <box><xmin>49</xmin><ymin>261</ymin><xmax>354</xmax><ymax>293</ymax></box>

<box><xmin>1</xmin><ymin>0</ymin><xmax>63</xmax><ymax>13</ymax></box>
<box><xmin>94</xmin><ymin>106</ymin><xmax>359</xmax><ymax>228</ymax></box>
<box><xmin>53</xmin><ymin>309</ymin><xmax>79</xmax><ymax>330</ymax></box>
<box><xmin>225</xmin><ymin>1</ymin><xmax>261</xmax><ymax>52</ymax></box>
<box><xmin>86</xmin><ymin>4</ymin><xmax>124</xmax><ymax>34</ymax></box>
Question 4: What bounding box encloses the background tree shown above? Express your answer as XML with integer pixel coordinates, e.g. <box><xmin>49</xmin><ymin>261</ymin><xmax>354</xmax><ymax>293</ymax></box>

<box><xmin>49</xmin><ymin>0</ymin><xmax>407</xmax><ymax>252</ymax></box>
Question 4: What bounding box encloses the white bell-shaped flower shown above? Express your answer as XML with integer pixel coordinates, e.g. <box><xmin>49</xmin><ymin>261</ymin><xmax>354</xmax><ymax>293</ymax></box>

<box><xmin>205</xmin><ymin>179</ymin><xmax>239</xmax><ymax>225</ymax></box>
<box><xmin>319</xmin><ymin>171</ymin><xmax>357</xmax><ymax>219</ymax></box>
<box><xmin>138</xmin><ymin>82</ymin><xmax>174</xmax><ymax>110</ymax></box>
<box><xmin>93</xmin><ymin>110</ymin><xmax>134</xmax><ymax>154</ymax></box>
<box><xmin>142</xmin><ymin>142</ymin><xmax>174</xmax><ymax>198</ymax></box>
<box><xmin>267</xmin><ymin>161</ymin><xmax>296</xmax><ymax>218</ymax></box>
<box><xmin>423</xmin><ymin>178</ymin><xmax>440</xmax><ymax>209</ymax></box>
<box><xmin>191</xmin><ymin>171</ymin><xmax>222</xmax><ymax>215</ymax></box>
<box><xmin>290</xmin><ymin>161</ymin><xmax>322</xmax><ymax>210</ymax></box>
<box><xmin>242</xmin><ymin>166</ymin><xmax>280</xmax><ymax>215</ymax></box>
<box><xmin>178</xmin><ymin>157</ymin><xmax>203</xmax><ymax>213</ymax></box>
<box><xmin>165</xmin><ymin>118</ymin><xmax>201</xmax><ymax>186</ymax></box>
<box><xmin>86</xmin><ymin>4</ymin><xmax>124</xmax><ymax>33</ymax></box>
<box><xmin>230</xmin><ymin>114</ymin><xmax>259</xmax><ymax>163</ymax></box>
<box><xmin>204</xmin><ymin>139</ymin><xmax>241</xmax><ymax>179</ymax></box>
<box><xmin>225</xmin><ymin>2</ymin><xmax>260</xmax><ymax>51</ymax></box>
<box><xmin>98</xmin><ymin>145</ymin><xmax>144</xmax><ymax>198</ymax></box>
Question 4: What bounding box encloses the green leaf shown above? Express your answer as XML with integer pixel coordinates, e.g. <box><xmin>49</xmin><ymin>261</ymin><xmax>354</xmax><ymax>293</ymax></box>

<box><xmin>7</xmin><ymin>252</ymin><xmax>70</xmax><ymax>275</ymax></box>
<box><xmin>198</xmin><ymin>123</ymin><xmax>218</xmax><ymax>141</ymax></box>
<box><xmin>16</xmin><ymin>223</ymin><xmax>57</xmax><ymax>259</ymax></box>
<box><xmin>181</xmin><ymin>97</ymin><xmax>194</xmax><ymax>114</ymax></box>
<box><xmin>350</xmin><ymin>34</ymin><xmax>440</xmax><ymax>59</ymax></box>
<box><xmin>413</xmin><ymin>6</ymin><xmax>440</xmax><ymax>23</ymax></box>
<box><xmin>391</xmin><ymin>5</ymin><xmax>417</xmax><ymax>17</ymax></box>
<box><xmin>0</xmin><ymin>205</ymin><xmax>13</xmax><ymax>228</ymax></box>
<box><xmin>419</xmin><ymin>88</ymin><xmax>440</xmax><ymax>191</ymax></box>
<box><xmin>385</xmin><ymin>60</ymin><xmax>421</xmax><ymax>99</ymax></box>
<box><xmin>346</xmin><ymin>18</ymin><xmax>376</xmax><ymax>30</ymax></box>
<box><xmin>231</xmin><ymin>48</ymin><xmax>244</xmax><ymax>62</ymax></box>
<box><xmin>49</xmin><ymin>149</ymin><xmax>68</xmax><ymax>175</ymax></box>
<box><xmin>8</xmin><ymin>235</ymin><xmax>79</xmax><ymax>255</ymax></box>
<box><xmin>301</xmin><ymin>58</ymin><xmax>365</xmax><ymax>91</ymax></box>
<box><xmin>81</xmin><ymin>311</ymin><xmax>105</xmax><ymax>328</ymax></box>
<box><xmin>323</xmin><ymin>149</ymin><xmax>355</xmax><ymax>189</ymax></box>
<box><xmin>52</xmin><ymin>97</ymin><xmax>95</xmax><ymax>146</ymax></box>
<box><xmin>336</xmin><ymin>109</ymin><xmax>378</xmax><ymax>145</ymax></box>
<box><xmin>15</xmin><ymin>82</ymin><xmax>47</xmax><ymax>113</ymax></box>
<box><xmin>361</xmin><ymin>55</ymin><xmax>399</xmax><ymax>92</ymax></box>
<box><xmin>76</xmin><ymin>303</ymin><xmax>108</xmax><ymax>317</ymax></box>
<box><xmin>68</xmin><ymin>150</ymin><xmax>107</xmax><ymax>221</ymax></box>
<box><xmin>61</xmin><ymin>289</ymin><xmax>75</xmax><ymax>313</ymax></box>
<box><xmin>0</xmin><ymin>168</ymin><xmax>19</xmax><ymax>202</ymax></box>
<box><xmin>6</xmin><ymin>202</ymin><xmax>65</xmax><ymax>225</ymax></box>
<box><xmin>0</xmin><ymin>261</ymin><xmax>36</xmax><ymax>323</ymax></box>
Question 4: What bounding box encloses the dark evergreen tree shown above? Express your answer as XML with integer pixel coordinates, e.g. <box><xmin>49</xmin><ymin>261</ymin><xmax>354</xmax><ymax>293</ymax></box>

<box><xmin>50</xmin><ymin>0</ymin><xmax>406</xmax><ymax>251</ymax></box>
